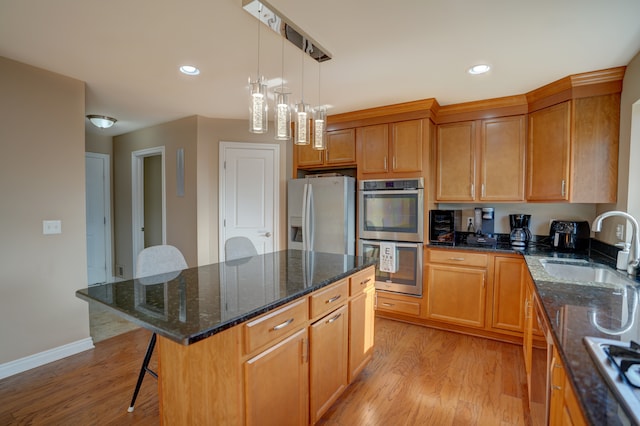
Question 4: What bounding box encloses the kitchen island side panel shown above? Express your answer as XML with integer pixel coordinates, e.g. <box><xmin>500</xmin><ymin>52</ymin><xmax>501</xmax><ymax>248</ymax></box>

<box><xmin>157</xmin><ymin>325</ymin><xmax>244</xmax><ymax>425</ymax></box>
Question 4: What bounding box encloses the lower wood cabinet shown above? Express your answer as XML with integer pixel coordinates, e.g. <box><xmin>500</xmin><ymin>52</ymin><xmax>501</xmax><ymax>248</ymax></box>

<box><xmin>245</xmin><ymin>328</ymin><xmax>309</xmax><ymax>426</ymax></box>
<box><xmin>426</xmin><ymin>263</ymin><xmax>486</xmax><ymax>328</ymax></box>
<box><xmin>349</xmin><ymin>271</ymin><xmax>376</xmax><ymax>382</ymax></box>
<box><xmin>309</xmin><ymin>304</ymin><xmax>349</xmax><ymax>424</ymax></box>
<box><xmin>491</xmin><ymin>255</ymin><xmax>526</xmax><ymax>333</ymax></box>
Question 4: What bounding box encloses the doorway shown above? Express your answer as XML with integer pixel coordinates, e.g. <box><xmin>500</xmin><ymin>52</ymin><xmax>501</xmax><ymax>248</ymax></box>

<box><xmin>131</xmin><ymin>147</ymin><xmax>166</xmax><ymax>277</ymax></box>
<box><xmin>219</xmin><ymin>142</ymin><xmax>280</xmax><ymax>260</ymax></box>
<box><xmin>85</xmin><ymin>152</ymin><xmax>112</xmax><ymax>285</ymax></box>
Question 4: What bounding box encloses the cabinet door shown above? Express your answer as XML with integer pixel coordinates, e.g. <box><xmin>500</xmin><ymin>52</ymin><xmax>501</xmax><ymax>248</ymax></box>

<box><xmin>310</xmin><ymin>304</ymin><xmax>349</xmax><ymax>424</ymax></box>
<box><xmin>549</xmin><ymin>346</ymin><xmax>565</xmax><ymax>426</ymax></box>
<box><xmin>391</xmin><ymin>119</ymin><xmax>423</xmax><ymax>173</ymax></box>
<box><xmin>349</xmin><ymin>286</ymin><xmax>375</xmax><ymax>382</ymax></box>
<box><xmin>245</xmin><ymin>328</ymin><xmax>309</xmax><ymax>426</ymax></box>
<box><xmin>295</xmin><ymin>142</ymin><xmax>324</xmax><ymax>168</ymax></box>
<box><xmin>527</xmin><ymin>101</ymin><xmax>571</xmax><ymax>201</ymax></box>
<box><xmin>436</xmin><ymin>121</ymin><xmax>476</xmax><ymax>201</ymax></box>
<box><xmin>357</xmin><ymin>124</ymin><xmax>389</xmax><ymax>174</ymax></box>
<box><xmin>326</xmin><ymin>128</ymin><xmax>356</xmax><ymax>165</ymax></box>
<box><xmin>492</xmin><ymin>256</ymin><xmax>525</xmax><ymax>333</ymax></box>
<box><xmin>480</xmin><ymin>116</ymin><xmax>526</xmax><ymax>201</ymax></box>
<box><xmin>426</xmin><ymin>264</ymin><xmax>486</xmax><ymax>328</ymax></box>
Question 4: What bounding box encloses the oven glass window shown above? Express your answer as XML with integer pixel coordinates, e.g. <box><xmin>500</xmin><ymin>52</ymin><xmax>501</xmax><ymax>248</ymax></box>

<box><xmin>362</xmin><ymin>193</ymin><xmax>418</xmax><ymax>233</ymax></box>
<box><xmin>361</xmin><ymin>244</ymin><xmax>418</xmax><ymax>287</ymax></box>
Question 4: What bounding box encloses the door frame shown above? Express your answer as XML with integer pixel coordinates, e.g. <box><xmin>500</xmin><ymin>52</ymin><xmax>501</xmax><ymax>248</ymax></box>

<box><xmin>131</xmin><ymin>146</ymin><xmax>166</xmax><ymax>277</ymax></box>
<box><xmin>218</xmin><ymin>141</ymin><xmax>280</xmax><ymax>260</ymax></box>
<box><xmin>85</xmin><ymin>152</ymin><xmax>113</xmax><ymax>283</ymax></box>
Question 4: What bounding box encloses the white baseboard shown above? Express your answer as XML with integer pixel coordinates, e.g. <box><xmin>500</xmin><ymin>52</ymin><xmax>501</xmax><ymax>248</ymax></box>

<box><xmin>0</xmin><ymin>337</ymin><xmax>95</xmax><ymax>380</ymax></box>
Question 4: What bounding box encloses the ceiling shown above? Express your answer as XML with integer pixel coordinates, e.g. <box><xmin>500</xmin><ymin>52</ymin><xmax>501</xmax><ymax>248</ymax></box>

<box><xmin>1</xmin><ymin>0</ymin><xmax>640</xmax><ymax>137</ymax></box>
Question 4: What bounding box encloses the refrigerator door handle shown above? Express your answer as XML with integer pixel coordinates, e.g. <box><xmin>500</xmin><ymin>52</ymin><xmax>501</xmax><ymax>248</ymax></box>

<box><xmin>307</xmin><ymin>184</ymin><xmax>314</xmax><ymax>251</ymax></box>
<box><xmin>301</xmin><ymin>183</ymin><xmax>309</xmax><ymax>251</ymax></box>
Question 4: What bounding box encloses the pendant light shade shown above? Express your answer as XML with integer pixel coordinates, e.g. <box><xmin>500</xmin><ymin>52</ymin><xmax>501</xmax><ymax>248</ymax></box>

<box><xmin>274</xmin><ymin>89</ymin><xmax>291</xmax><ymax>140</ymax></box>
<box><xmin>249</xmin><ymin>77</ymin><xmax>268</xmax><ymax>134</ymax></box>
<box><xmin>294</xmin><ymin>101</ymin><xmax>311</xmax><ymax>145</ymax></box>
<box><xmin>312</xmin><ymin>106</ymin><xmax>326</xmax><ymax>150</ymax></box>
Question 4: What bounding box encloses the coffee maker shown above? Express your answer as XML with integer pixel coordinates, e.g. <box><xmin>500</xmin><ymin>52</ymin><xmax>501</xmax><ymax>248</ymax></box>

<box><xmin>509</xmin><ymin>214</ymin><xmax>532</xmax><ymax>249</ymax></box>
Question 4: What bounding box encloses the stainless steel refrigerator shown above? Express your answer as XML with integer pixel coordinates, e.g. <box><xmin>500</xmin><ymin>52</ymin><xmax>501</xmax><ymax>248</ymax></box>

<box><xmin>287</xmin><ymin>176</ymin><xmax>356</xmax><ymax>255</ymax></box>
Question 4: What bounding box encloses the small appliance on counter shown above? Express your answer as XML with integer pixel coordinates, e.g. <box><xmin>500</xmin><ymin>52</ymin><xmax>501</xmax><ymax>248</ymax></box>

<box><xmin>466</xmin><ymin>207</ymin><xmax>497</xmax><ymax>247</ymax></box>
<box><xmin>429</xmin><ymin>210</ymin><xmax>461</xmax><ymax>243</ymax></box>
<box><xmin>549</xmin><ymin>220</ymin><xmax>590</xmax><ymax>252</ymax></box>
<box><xmin>509</xmin><ymin>214</ymin><xmax>532</xmax><ymax>249</ymax></box>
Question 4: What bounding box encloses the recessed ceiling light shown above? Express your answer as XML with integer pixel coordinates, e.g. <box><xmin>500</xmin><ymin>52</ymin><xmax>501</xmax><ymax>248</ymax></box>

<box><xmin>179</xmin><ymin>65</ymin><xmax>200</xmax><ymax>76</ymax></box>
<box><xmin>468</xmin><ymin>64</ymin><xmax>491</xmax><ymax>75</ymax></box>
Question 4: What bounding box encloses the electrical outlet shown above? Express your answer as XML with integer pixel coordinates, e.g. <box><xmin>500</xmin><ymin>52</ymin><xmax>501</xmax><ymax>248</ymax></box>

<box><xmin>466</xmin><ymin>217</ymin><xmax>474</xmax><ymax>230</ymax></box>
<box><xmin>616</xmin><ymin>224</ymin><xmax>625</xmax><ymax>240</ymax></box>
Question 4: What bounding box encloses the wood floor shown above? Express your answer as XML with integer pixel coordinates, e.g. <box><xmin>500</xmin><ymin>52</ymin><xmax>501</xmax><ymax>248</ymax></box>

<box><xmin>0</xmin><ymin>318</ymin><xmax>527</xmax><ymax>426</ymax></box>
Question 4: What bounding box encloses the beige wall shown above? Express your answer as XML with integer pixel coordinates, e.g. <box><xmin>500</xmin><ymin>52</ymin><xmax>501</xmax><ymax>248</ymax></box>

<box><xmin>0</xmin><ymin>57</ymin><xmax>89</xmax><ymax>363</ymax></box>
<box><xmin>195</xmin><ymin>116</ymin><xmax>292</xmax><ymax>265</ymax></box>
<box><xmin>113</xmin><ymin>116</ymin><xmax>198</xmax><ymax>278</ymax></box>
<box><xmin>596</xmin><ymin>49</ymin><xmax>640</xmax><ymax>244</ymax></box>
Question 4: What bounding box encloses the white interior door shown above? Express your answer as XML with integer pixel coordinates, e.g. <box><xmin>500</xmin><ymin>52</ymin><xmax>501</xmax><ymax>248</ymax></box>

<box><xmin>219</xmin><ymin>142</ymin><xmax>279</xmax><ymax>260</ymax></box>
<box><xmin>86</xmin><ymin>153</ymin><xmax>112</xmax><ymax>285</ymax></box>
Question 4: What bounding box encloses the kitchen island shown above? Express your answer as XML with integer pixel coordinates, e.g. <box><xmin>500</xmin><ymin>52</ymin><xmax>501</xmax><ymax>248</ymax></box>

<box><xmin>77</xmin><ymin>250</ymin><xmax>376</xmax><ymax>425</ymax></box>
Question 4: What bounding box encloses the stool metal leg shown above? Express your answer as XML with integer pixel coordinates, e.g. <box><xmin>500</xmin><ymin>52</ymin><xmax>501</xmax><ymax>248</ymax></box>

<box><xmin>127</xmin><ymin>332</ymin><xmax>157</xmax><ymax>412</ymax></box>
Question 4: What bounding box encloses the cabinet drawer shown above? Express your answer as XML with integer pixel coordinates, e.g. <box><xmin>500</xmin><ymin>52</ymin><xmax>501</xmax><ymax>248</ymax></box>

<box><xmin>244</xmin><ymin>298</ymin><xmax>308</xmax><ymax>354</ymax></box>
<box><xmin>349</xmin><ymin>267</ymin><xmax>375</xmax><ymax>296</ymax></box>
<box><xmin>428</xmin><ymin>249</ymin><xmax>488</xmax><ymax>268</ymax></box>
<box><xmin>310</xmin><ymin>279</ymin><xmax>349</xmax><ymax>319</ymax></box>
<box><xmin>376</xmin><ymin>295</ymin><xmax>420</xmax><ymax>316</ymax></box>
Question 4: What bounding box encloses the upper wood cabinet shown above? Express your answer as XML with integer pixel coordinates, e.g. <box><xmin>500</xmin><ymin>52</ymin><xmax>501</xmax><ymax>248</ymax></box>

<box><xmin>294</xmin><ymin>128</ymin><xmax>356</xmax><ymax>171</ymax></box>
<box><xmin>527</xmin><ymin>95</ymin><xmax>620</xmax><ymax>202</ymax></box>
<box><xmin>436</xmin><ymin>115</ymin><xmax>526</xmax><ymax>202</ymax></box>
<box><xmin>357</xmin><ymin>119</ymin><xmax>428</xmax><ymax>179</ymax></box>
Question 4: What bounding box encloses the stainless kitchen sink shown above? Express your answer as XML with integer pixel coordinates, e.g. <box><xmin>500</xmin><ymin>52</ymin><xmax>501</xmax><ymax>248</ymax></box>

<box><xmin>538</xmin><ymin>258</ymin><xmax>631</xmax><ymax>287</ymax></box>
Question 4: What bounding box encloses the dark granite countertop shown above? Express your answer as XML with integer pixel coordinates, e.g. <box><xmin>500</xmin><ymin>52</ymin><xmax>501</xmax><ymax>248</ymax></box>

<box><xmin>76</xmin><ymin>250</ymin><xmax>375</xmax><ymax>345</ymax></box>
<box><xmin>430</xmin><ymin>238</ymin><xmax>640</xmax><ymax>424</ymax></box>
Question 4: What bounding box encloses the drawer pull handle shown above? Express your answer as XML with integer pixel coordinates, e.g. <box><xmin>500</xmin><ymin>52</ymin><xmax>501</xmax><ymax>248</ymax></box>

<box><xmin>382</xmin><ymin>303</ymin><xmax>394</xmax><ymax>307</ymax></box>
<box><xmin>272</xmin><ymin>318</ymin><xmax>294</xmax><ymax>331</ymax></box>
<box><xmin>362</xmin><ymin>278</ymin><xmax>372</xmax><ymax>285</ymax></box>
<box><xmin>552</xmin><ymin>385</ymin><xmax>562</xmax><ymax>391</ymax></box>
<box><xmin>326</xmin><ymin>294</ymin><xmax>342</xmax><ymax>304</ymax></box>
<box><xmin>449</xmin><ymin>257</ymin><xmax>465</xmax><ymax>261</ymax></box>
<box><xmin>327</xmin><ymin>313</ymin><xmax>342</xmax><ymax>324</ymax></box>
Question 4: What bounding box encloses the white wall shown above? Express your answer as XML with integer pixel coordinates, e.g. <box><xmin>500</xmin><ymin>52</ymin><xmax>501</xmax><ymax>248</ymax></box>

<box><xmin>0</xmin><ymin>57</ymin><xmax>90</xmax><ymax>365</ymax></box>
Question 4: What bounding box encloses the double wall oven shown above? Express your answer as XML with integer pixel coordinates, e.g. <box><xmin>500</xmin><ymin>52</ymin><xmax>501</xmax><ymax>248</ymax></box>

<box><xmin>358</xmin><ymin>178</ymin><xmax>423</xmax><ymax>296</ymax></box>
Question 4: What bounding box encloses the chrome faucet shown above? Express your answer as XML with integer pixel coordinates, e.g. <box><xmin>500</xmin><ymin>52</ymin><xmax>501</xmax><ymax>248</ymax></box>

<box><xmin>592</xmin><ymin>210</ymin><xmax>640</xmax><ymax>275</ymax></box>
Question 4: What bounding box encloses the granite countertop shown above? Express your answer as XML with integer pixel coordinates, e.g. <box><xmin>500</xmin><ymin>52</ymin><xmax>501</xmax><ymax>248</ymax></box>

<box><xmin>76</xmin><ymin>250</ymin><xmax>374</xmax><ymax>345</ymax></box>
<box><xmin>429</xmin><ymin>238</ymin><xmax>640</xmax><ymax>424</ymax></box>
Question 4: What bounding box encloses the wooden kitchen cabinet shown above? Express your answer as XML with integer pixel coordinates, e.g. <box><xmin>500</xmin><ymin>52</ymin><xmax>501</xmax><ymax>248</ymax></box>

<box><xmin>294</xmin><ymin>128</ymin><xmax>356</xmax><ymax>170</ymax></box>
<box><xmin>548</xmin><ymin>346</ymin><xmax>588</xmax><ymax>426</ymax></box>
<box><xmin>309</xmin><ymin>304</ymin><xmax>349</xmax><ymax>424</ymax></box>
<box><xmin>425</xmin><ymin>250</ymin><xmax>488</xmax><ymax>328</ymax></box>
<box><xmin>245</xmin><ymin>328</ymin><xmax>309</xmax><ymax>426</ymax></box>
<box><xmin>357</xmin><ymin>119</ymin><xmax>426</xmax><ymax>178</ymax></box>
<box><xmin>436</xmin><ymin>115</ymin><xmax>525</xmax><ymax>202</ymax></box>
<box><xmin>527</xmin><ymin>94</ymin><xmax>619</xmax><ymax>202</ymax></box>
<box><xmin>491</xmin><ymin>255</ymin><xmax>526</xmax><ymax>333</ymax></box>
<box><xmin>348</xmin><ymin>268</ymin><xmax>375</xmax><ymax>382</ymax></box>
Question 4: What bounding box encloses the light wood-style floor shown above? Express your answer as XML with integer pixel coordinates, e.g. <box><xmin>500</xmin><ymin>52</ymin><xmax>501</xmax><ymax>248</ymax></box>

<box><xmin>0</xmin><ymin>318</ymin><xmax>527</xmax><ymax>425</ymax></box>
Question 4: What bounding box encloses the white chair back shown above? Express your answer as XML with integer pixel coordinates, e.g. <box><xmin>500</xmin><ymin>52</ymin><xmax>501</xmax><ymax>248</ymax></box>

<box><xmin>136</xmin><ymin>245</ymin><xmax>187</xmax><ymax>283</ymax></box>
<box><xmin>225</xmin><ymin>237</ymin><xmax>258</xmax><ymax>261</ymax></box>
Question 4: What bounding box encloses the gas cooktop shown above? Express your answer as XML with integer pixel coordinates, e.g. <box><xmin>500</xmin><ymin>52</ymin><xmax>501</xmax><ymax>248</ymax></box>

<box><xmin>584</xmin><ymin>336</ymin><xmax>640</xmax><ymax>424</ymax></box>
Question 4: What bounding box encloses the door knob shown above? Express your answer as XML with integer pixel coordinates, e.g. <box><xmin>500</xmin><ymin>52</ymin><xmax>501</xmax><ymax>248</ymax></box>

<box><xmin>262</xmin><ymin>232</ymin><xmax>272</xmax><ymax>237</ymax></box>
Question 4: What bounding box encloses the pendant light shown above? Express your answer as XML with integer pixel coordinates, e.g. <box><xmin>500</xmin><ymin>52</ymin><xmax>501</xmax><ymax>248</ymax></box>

<box><xmin>294</xmin><ymin>49</ymin><xmax>311</xmax><ymax>145</ymax></box>
<box><xmin>274</xmin><ymin>37</ymin><xmax>291</xmax><ymax>140</ymax></box>
<box><xmin>248</xmin><ymin>3</ymin><xmax>268</xmax><ymax>134</ymax></box>
<box><xmin>312</xmin><ymin>63</ymin><xmax>326</xmax><ymax>150</ymax></box>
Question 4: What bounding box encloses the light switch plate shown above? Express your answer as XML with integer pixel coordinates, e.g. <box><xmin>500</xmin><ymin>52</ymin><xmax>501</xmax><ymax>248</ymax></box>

<box><xmin>43</xmin><ymin>220</ymin><xmax>62</xmax><ymax>235</ymax></box>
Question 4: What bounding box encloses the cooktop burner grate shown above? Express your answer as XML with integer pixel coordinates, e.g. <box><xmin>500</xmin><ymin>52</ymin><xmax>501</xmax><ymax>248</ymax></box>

<box><xmin>584</xmin><ymin>336</ymin><xmax>640</xmax><ymax>424</ymax></box>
